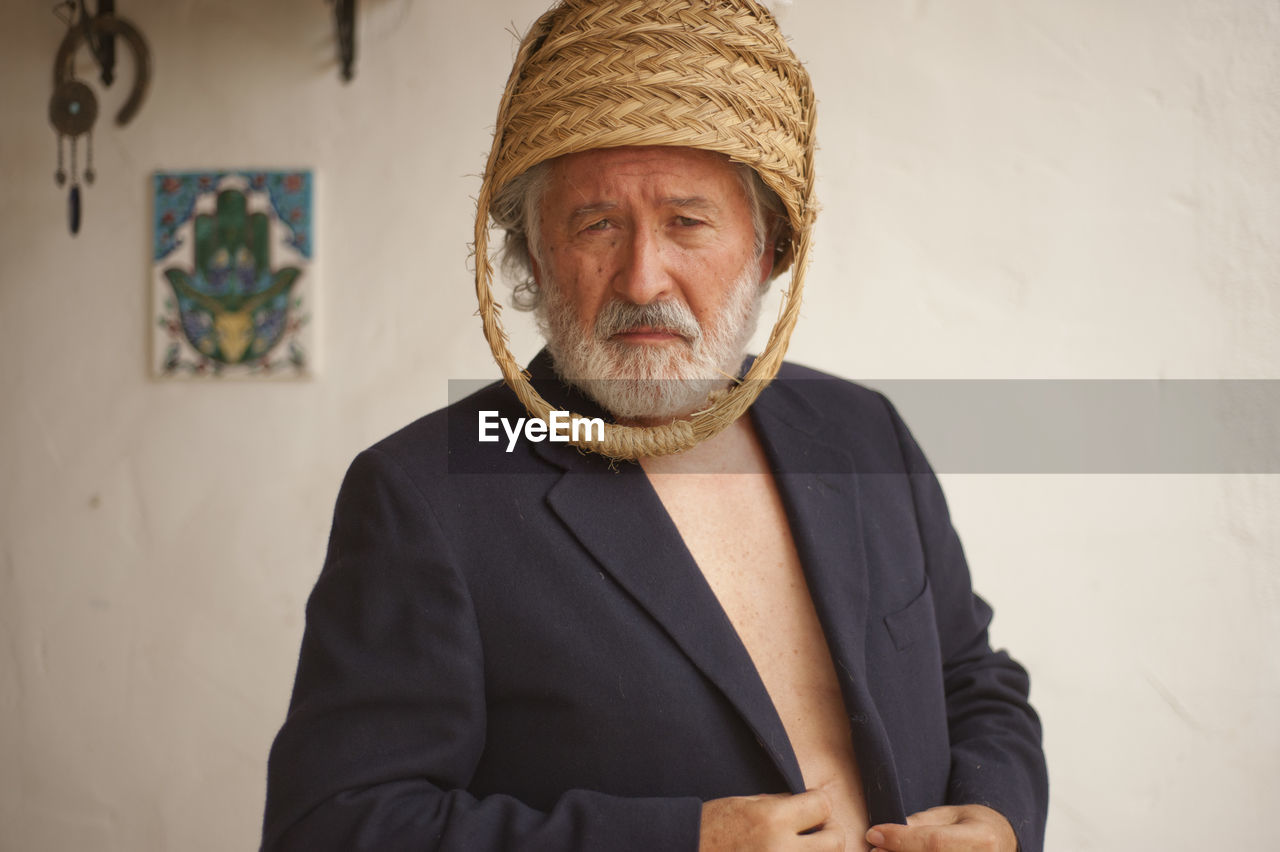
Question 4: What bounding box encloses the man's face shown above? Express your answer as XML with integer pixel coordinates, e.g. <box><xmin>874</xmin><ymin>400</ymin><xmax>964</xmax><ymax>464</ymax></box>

<box><xmin>531</xmin><ymin>146</ymin><xmax>774</xmax><ymax>423</ymax></box>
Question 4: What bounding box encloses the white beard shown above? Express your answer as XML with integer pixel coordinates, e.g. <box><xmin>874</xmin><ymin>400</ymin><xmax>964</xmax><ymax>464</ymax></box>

<box><xmin>537</xmin><ymin>260</ymin><xmax>765</xmax><ymax>422</ymax></box>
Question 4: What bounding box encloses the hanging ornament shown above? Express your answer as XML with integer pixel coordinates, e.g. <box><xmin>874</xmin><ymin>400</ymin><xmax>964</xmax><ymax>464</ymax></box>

<box><xmin>49</xmin><ymin>78</ymin><xmax>97</xmax><ymax>234</ymax></box>
<box><xmin>48</xmin><ymin>1</ymin><xmax>151</xmax><ymax>236</ymax></box>
<box><xmin>329</xmin><ymin>0</ymin><xmax>356</xmax><ymax>83</ymax></box>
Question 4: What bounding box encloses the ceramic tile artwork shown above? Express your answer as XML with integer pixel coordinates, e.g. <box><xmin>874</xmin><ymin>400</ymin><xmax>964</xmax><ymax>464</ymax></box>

<box><xmin>152</xmin><ymin>170</ymin><xmax>315</xmax><ymax>378</ymax></box>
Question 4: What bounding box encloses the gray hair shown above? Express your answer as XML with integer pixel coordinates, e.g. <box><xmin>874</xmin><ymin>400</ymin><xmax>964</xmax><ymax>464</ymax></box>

<box><xmin>491</xmin><ymin>156</ymin><xmax>787</xmax><ymax>311</ymax></box>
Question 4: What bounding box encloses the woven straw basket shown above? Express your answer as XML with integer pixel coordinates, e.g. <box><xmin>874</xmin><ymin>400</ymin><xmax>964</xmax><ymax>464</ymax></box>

<box><xmin>473</xmin><ymin>0</ymin><xmax>816</xmax><ymax>459</ymax></box>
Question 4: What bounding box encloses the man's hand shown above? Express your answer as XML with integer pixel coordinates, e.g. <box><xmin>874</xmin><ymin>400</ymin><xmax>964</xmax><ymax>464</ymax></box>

<box><xmin>699</xmin><ymin>789</ymin><xmax>843</xmax><ymax>851</ymax></box>
<box><xmin>866</xmin><ymin>805</ymin><xmax>1016</xmax><ymax>852</ymax></box>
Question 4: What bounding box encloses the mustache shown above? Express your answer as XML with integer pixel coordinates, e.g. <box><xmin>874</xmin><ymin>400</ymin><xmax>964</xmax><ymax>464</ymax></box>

<box><xmin>593</xmin><ymin>299</ymin><xmax>702</xmax><ymax>343</ymax></box>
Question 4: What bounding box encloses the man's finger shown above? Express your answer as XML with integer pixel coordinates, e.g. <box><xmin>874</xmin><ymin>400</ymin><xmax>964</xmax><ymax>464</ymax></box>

<box><xmin>785</xmin><ymin>787</ymin><xmax>833</xmax><ymax>832</ymax></box>
<box><xmin>701</xmin><ymin>790</ymin><xmax>841</xmax><ymax>851</ymax></box>
<box><xmin>867</xmin><ymin>823</ymin><xmax>958</xmax><ymax>852</ymax></box>
<box><xmin>905</xmin><ymin>805</ymin><xmax>961</xmax><ymax>827</ymax></box>
<box><xmin>867</xmin><ymin>805</ymin><xmax>1016</xmax><ymax>852</ymax></box>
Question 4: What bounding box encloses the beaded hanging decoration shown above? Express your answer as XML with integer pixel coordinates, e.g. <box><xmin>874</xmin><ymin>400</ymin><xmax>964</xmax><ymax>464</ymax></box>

<box><xmin>48</xmin><ymin>1</ymin><xmax>151</xmax><ymax>235</ymax></box>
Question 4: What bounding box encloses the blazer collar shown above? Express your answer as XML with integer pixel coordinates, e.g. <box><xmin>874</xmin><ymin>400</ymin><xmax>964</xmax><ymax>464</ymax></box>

<box><xmin>751</xmin><ymin>377</ymin><xmax>906</xmax><ymax>822</ymax></box>
<box><xmin>525</xmin><ymin>351</ymin><xmax>904</xmax><ymax>820</ymax></box>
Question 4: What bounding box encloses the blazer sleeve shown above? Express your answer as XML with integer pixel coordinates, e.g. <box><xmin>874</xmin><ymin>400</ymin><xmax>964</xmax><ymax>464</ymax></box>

<box><xmin>261</xmin><ymin>448</ymin><xmax>703</xmax><ymax>851</ymax></box>
<box><xmin>882</xmin><ymin>397</ymin><xmax>1050</xmax><ymax>852</ymax></box>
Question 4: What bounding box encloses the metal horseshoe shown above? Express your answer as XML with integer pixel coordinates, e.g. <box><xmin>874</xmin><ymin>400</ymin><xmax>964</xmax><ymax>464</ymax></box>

<box><xmin>53</xmin><ymin>12</ymin><xmax>151</xmax><ymax>127</ymax></box>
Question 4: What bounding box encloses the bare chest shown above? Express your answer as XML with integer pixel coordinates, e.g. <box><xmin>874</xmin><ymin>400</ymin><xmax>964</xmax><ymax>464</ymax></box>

<box><xmin>642</xmin><ymin>455</ymin><xmax>870</xmax><ymax>840</ymax></box>
<box><xmin>646</xmin><ymin>471</ymin><xmax>820</xmax><ymax>674</ymax></box>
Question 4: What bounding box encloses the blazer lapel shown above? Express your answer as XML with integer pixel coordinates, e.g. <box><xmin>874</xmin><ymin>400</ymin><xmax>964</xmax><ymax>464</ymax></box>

<box><xmin>750</xmin><ymin>378</ymin><xmax>908</xmax><ymax>824</ymax></box>
<box><xmin>540</xmin><ymin>448</ymin><xmax>806</xmax><ymax>792</ymax></box>
<box><xmin>523</xmin><ymin>351</ymin><xmax>906</xmax><ymax>820</ymax></box>
<box><xmin>519</xmin><ymin>354</ymin><xmax>802</xmax><ymax>789</ymax></box>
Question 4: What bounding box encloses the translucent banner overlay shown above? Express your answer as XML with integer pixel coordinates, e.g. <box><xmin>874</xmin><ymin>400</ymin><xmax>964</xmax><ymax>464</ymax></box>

<box><xmin>447</xmin><ymin>379</ymin><xmax>1280</xmax><ymax>473</ymax></box>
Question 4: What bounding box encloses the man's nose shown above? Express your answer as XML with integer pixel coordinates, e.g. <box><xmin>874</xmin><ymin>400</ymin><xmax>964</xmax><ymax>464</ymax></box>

<box><xmin>612</xmin><ymin>227</ymin><xmax>674</xmax><ymax>305</ymax></box>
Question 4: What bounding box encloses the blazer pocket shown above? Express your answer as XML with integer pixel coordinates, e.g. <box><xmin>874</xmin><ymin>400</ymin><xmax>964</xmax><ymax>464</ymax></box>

<box><xmin>883</xmin><ymin>577</ymin><xmax>937</xmax><ymax>652</ymax></box>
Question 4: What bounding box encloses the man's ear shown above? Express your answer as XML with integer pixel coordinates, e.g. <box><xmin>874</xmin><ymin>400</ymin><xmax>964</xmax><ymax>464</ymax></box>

<box><xmin>757</xmin><ymin>241</ymin><xmax>776</xmax><ymax>284</ymax></box>
<box><xmin>757</xmin><ymin>215</ymin><xmax>784</xmax><ymax>284</ymax></box>
<box><xmin>530</xmin><ymin>253</ymin><xmax>544</xmax><ymax>289</ymax></box>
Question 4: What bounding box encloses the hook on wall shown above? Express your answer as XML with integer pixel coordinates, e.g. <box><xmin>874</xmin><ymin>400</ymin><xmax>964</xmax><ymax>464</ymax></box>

<box><xmin>331</xmin><ymin>0</ymin><xmax>357</xmax><ymax>83</ymax></box>
<box><xmin>49</xmin><ymin>0</ymin><xmax>152</xmax><ymax>235</ymax></box>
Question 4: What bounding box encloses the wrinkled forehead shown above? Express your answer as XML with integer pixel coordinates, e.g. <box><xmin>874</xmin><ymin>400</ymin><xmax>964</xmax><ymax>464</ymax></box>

<box><xmin>533</xmin><ymin>147</ymin><xmax>755</xmax><ymax>235</ymax></box>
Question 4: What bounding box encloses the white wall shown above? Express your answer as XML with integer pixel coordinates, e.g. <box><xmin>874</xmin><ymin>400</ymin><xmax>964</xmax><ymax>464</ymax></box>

<box><xmin>1</xmin><ymin>1</ymin><xmax>1276</xmax><ymax>849</ymax></box>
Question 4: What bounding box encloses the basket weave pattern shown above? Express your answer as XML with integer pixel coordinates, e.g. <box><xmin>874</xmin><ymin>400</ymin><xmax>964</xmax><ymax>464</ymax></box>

<box><xmin>474</xmin><ymin>0</ymin><xmax>816</xmax><ymax>459</ymax></box>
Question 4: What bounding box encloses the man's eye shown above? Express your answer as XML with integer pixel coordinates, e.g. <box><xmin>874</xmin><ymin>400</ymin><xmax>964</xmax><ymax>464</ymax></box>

<box><xmin>584</xmin><ymin>219</ymin><xmax>612</xmax><ymax>231</ymax></box>
<box><xmin>675</xmin><ymin>216</ymin><xmax>704</xmax><ymax>227</ymax></box>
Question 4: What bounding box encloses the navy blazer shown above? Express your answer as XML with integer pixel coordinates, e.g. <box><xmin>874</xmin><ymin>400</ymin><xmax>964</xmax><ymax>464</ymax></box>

<box><xmin>263</xmin><ymin>354</ymin><xmax>1047</xmax><ymax>851</ymax></box>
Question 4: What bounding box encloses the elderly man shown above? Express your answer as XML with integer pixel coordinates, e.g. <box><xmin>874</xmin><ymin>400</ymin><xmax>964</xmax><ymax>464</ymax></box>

<box><xmin>263</xmin><ymin>2</ymin><xmax>1047</xmax><ymax>851</ymax></box>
